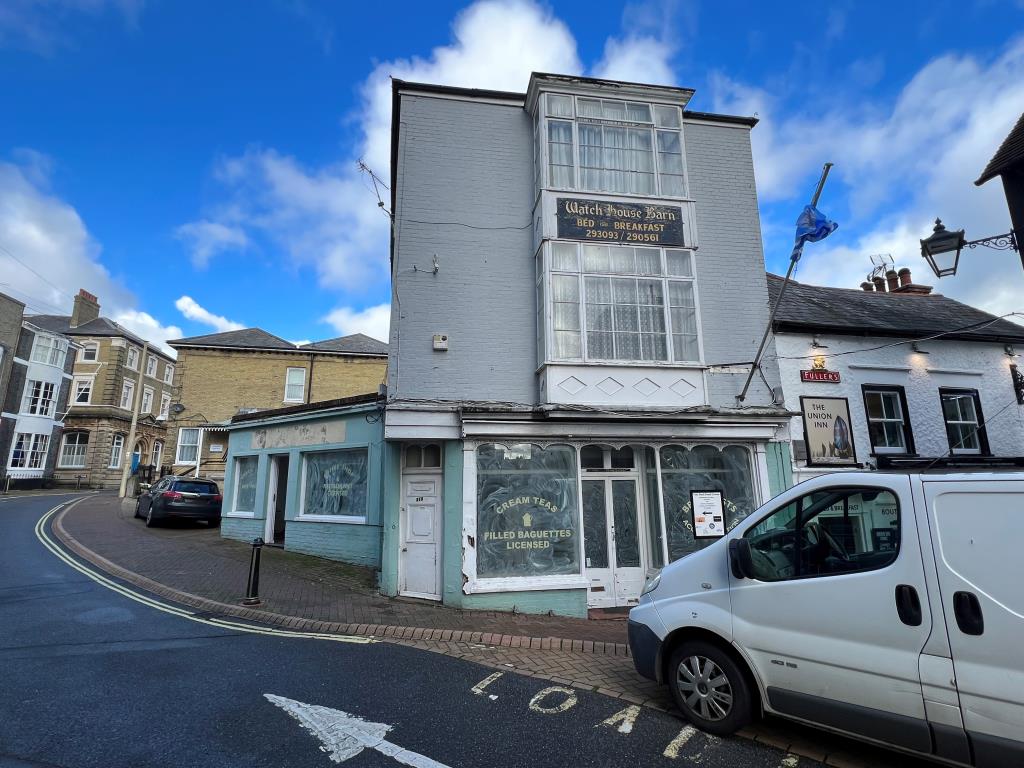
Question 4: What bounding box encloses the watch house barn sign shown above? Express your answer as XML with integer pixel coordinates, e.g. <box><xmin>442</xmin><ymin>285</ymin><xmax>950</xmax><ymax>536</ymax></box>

<box><xmin>557</xmin><ymin>198</ymin><xmax>686</xmax><ymax>246</ymax></box>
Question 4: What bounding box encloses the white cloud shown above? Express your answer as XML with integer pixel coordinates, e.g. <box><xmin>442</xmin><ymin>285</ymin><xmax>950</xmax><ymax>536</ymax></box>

<box><xmin>0</xmin><ymin>154</ymin><xmax>184</xmax><ymax>353</ymax></box>
<box><xmin>593</xmin><ymin>36</ymin><xmax>676</xmax><ymax>86</ymax></box>
<box><xmin>715</xmin><ymin>37</ymin><xmax>1024</xmax><ymax>320</ymax></box>
<box><xmin>174</xmin><ymin>219</ymin><xmax>248</xmax><ymax>268</ymax></box>
<box><xmin>322</xmin><ymin>304</ymin><xmax>391</xmax><ymax>343</ymax></box>
<box><xmin>174</xmin><ymin>295</ymin><xmax>245</xmax><ymax>333</ymax></box>
<box><xmin>0</xmin><ymin>0</ymin><xmax>143</xmax><ymax>54</ymax></box>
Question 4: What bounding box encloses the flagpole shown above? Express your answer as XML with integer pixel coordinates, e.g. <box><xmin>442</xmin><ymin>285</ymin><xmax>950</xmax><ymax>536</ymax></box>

<box><xmin>736</xmin><ymin>162</ymin><xmax>833</xmax><ymax>404</ymax></box>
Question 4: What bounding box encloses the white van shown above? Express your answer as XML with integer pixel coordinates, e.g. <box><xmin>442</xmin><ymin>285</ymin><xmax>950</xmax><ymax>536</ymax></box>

<box><xmin>628</xmin><ymin>471</ymin><xmax>1023</xmax><ymax>767</ymax></box>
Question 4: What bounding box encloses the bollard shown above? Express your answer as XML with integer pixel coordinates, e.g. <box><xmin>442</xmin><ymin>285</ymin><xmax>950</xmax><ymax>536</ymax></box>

<box><xmin>75</xmin><ymin>475</ymin><xmax>82</xmax><ymax>491</ymax></box>
<box><xmin>242</xmin><ymin>537</ymin><xmax>264</xmax><ymax>605</ymax></box>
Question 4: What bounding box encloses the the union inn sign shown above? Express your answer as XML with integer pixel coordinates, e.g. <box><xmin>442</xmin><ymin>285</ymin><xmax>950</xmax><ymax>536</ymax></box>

<box><xmin>556</xmin><ymin>197</ymin><xmax>686</xmax><ymax>246</ymax></box>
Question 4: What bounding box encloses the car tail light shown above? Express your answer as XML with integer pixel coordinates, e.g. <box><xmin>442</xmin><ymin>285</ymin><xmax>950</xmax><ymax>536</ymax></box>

<box><xmin>162</xmin><ymin>491</ymin><xmax>182</xmax><ymax>500</ymax></box>
<box><xmin>212</xmin><ymin>494</ymin><xmax>222</xmax><ymax>502</ymax></box>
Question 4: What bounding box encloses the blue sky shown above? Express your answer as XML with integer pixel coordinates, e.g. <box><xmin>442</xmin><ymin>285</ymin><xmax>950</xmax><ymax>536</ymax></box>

<box><xmin>2</xmin><ymin>0</ymin><xmax>1023</xmax><ymax>355</ymax></box>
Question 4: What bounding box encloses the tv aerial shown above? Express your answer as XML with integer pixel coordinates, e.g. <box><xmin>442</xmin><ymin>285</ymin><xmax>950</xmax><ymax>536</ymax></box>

<box><xmin>867</xmin><ymin>253</ymin><xmax>894</xmax><ymax>281</ymax></box>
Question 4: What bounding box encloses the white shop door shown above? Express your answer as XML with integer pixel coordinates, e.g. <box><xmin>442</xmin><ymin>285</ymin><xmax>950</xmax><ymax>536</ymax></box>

<box><xmin>400</xmin><ymin>475</ymin><xmax>442</xmax><ymax>600</ymax></box>
<box><xmin>583</xmin><ymin>477</ymin><xmax>645</xmax><ymax>608</ymax></box>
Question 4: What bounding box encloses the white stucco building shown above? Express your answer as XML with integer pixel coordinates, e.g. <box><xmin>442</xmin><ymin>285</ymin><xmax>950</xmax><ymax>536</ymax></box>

<box><xmin>770</xmin><ymin>269</ymin><xmax>1024</xmax><ymax>482</ymax></box>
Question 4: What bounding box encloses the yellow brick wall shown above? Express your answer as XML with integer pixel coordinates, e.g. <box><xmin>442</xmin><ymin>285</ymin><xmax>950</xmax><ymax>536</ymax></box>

<box><xmin>164</xmin><ymin>348</ymin><xmax>386</xmax><ymax>470</ymax></box>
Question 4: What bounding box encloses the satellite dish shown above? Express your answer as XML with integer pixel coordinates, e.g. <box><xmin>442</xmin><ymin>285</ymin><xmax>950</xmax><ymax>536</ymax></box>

<box><xmin>171</xmin><ymin>403</ymin><xmax>186</xmax><ymax>414</ymax></box>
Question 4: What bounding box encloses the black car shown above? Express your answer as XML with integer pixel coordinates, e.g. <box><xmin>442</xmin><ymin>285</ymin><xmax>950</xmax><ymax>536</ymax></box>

<box><xmin>135</xmin><ymin>477</ymin><xmax>222</xmax><ymax>527</ymax></box>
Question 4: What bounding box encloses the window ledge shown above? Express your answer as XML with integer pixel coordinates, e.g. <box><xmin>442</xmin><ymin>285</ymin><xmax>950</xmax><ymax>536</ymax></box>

<box><xmin>296</xmin><ymin>514</ymin><xmax>367</xmax><ymax>525</ymax></box>
<box><xmin>464</xmin><ymin>575</ymin><xmax>589</xmax><ymax>594</ymax></box>
<box><xmin>225</xmin><ymin>511</ymin><xmax>256</xmax><ymax>519</ymax></box>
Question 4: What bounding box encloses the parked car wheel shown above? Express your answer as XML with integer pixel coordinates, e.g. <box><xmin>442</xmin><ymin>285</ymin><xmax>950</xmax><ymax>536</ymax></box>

<box><xmin>669</xmin><ymin>641</ymin><xmax>753</xmax><ymax>736</ymax></box>
<box><xmin>133</xmin><ymin>500</ymin><xmax>141</xmax><ymax>519</ymax></box>
<box><xmin>206</xmin><ymin>517</ymin><xmax>220</xmax><ymax>527</ymax></box>
<box><xmin>145</xmin><ymin>507</ymin><xmax>158</xmax><ymax>528</ymax></box>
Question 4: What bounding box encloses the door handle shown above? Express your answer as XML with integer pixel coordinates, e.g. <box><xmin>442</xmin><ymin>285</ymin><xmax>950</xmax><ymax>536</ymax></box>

<box><xmin>953</xmin><ymin>591</ymin><xmax>984</xmax><ymax>635</ymax></box>
<box><xmin>894</xmin><ymin>584</ymin><xmax>922</xmax><ymax>626</ymax></box>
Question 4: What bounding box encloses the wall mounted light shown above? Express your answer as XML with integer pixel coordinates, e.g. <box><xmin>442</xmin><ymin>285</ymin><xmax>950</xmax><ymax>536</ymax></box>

<box><xmin>811</xmin><ymin>335</ymin><xmax>829</xmax><ymax>349</ymax></box>
<box><xmin>911</xmin><ymin>342</ymin><xmax>930</xmax><ymax>355</ymax></box>
<box><xmin>1006</xmin><ymin>344</ymin><xmax>1019</xmax><ymax>358</ymax></box>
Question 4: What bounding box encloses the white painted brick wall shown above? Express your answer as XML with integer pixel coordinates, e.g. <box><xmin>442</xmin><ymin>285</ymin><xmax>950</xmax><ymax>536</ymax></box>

<box><xmin>775</xmin><ymin>332</ymin><xmax>1024</xmax><ymax>480</ymax></box>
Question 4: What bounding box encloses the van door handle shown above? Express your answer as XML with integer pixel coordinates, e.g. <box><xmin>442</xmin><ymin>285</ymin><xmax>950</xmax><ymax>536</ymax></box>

<box><xmin>953</xmin><ymin>591</ymin><xmax>984</xmax><ymax>635</ymax></box>
<box><xmin>895</xmin><ymin>584</ymin><xmax>922</xmax><ymax>626</ymax></box>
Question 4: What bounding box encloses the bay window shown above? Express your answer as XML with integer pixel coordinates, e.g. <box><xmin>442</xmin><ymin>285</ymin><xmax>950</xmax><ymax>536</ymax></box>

<box><xmin>21</xmin><ymin>380</ymin><xmax>56</xmax><ymax>416</ymax></box>
<box><xmin>541</xmin><ymin>240</ymin><xmax>701</xmax><ymax>364</ymax></box>
<box><xmin>9</xmin><ymin>433</ymin><xmax>49</xmax><ymax>469</ymax></box>
<box><xmin>30</xmin><ymin>334</ymin><xmax>68</xmax><ymax>367</ymax></box>
<box><xmin>542</xmin><ymin>93</ymin><xmax>686</xmax><ymax>198</ymax></box>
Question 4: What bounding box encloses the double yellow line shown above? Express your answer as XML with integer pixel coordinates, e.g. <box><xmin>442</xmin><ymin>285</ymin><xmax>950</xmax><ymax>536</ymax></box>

<box><xmin>34</xmin><ymin>499</ymin><xmax>372</xmax><ymax>644</ymax></box>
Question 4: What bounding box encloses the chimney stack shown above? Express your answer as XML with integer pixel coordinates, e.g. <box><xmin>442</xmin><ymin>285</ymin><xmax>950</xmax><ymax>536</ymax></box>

<box><xmin>885</xmin><ymin>269</ymin><xmax>900</xmax><ymax>292</ymax></box>
<box><xmin>860</xmin><ymin>281</ymin><xmax>874</xmax><ymax>292</ymax></box>
<box><xmin>871</xmin><ymin>275</ymin><xmax>886</xmax><ymax>292</ymax></box>
<box><xmin>71</xmin><ymin>289</ymin><xmax>100</xmax><ymax>328</ymax></box>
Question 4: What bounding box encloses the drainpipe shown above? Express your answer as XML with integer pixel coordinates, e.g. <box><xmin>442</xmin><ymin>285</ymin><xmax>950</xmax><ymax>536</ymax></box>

<box><xmin>118</xmin><ymin>341</ymin><xmax>147</xmax><ymax>498</ymax></box>
<box><xmin>307</xmin><ymin>353</ymin><xmax>314</xmax><ymax>403</ymax></box>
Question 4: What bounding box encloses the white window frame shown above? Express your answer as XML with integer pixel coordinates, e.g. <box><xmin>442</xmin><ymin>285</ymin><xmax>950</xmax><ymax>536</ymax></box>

<box><xmin>231</xmin><ymin>455</ymin><xmax>259</xmax><ymax>517</ymax></box>
<box><xmin>31</xmin><ymin>334</ymin><xmax>68</xmax><ymax>368</ymax></box>
<box><xmin>158</xmin><ymin>393</ymin><xmax>171</xmax><ymax>420</ymax></box>
<box><xmin>109</xmin><ymin>434</ymin><xmax>124</xmax><ymax>469</ymax></box>
<box><xmin>72</xmin><ymin>376</ymin><xmax>93</xmax><ymax>405</ymax></box>
<box><xmin>940</xmin><ymin>390</ymin><xmax>985</xmax><ymax>455</ymax></box>
<box><xmin>141</xmin><ymin>386</ymin><xmax>154</xmax><ymax>414</ymax></box>
<box><xmin>540</xmin><ymin>240</ymin><xmax>704</xmax><ymax>366</ymax></box>
<box><xmin>145</xmin><ymin>354</ymin><xmax>157</xmax><ymax>378</ymax></box>
<box><xmin>58</xmin><ymin>432</ymin><xmax>89</xmax><ymax>469</ymax></box>
<box><xmin>21</xmin><ymin>379</ymin><xmax>56</xmax><ymax>417</ymax></box>
<box><xmin>297</xmin><ymin>447</ymin><xmax>369</xmax><ymax>524</ymax></box>
<box><xmin>80</xmin><ymin>342</ymin><xmax>99</xmax><ymax>363</ymax></box>
<box><xmin>126</xmin><ymin>346</ymin><xmax>140</xmax><ymax>370</ymax></box>
<box><xmin>151</xmin><ymin>440</ymin><xmax>163</xmax><ymax>468</ymax></box>
<box><xmin>284</xmin><ymin>367</ymin><xmax>306</xmax><ymax>403</ymax></box>
<box><xmin>863</xmin><ymin>387</ymin><xmax>911</xmax><ymax>455</ymax></box>
<box><xmin>175</xmin><ymin>427</ymin><xmax>201</xmax><ymax>465</ymax></box>
<box><xmin>8</xmin><ymin>432</ymin><xmax>50</xmax><ymax>470</ymax></box>
<box><xmin>120</xmin><ymin>379</ymin><xmax>135</xmax><ymax>410</ymax></box>
<box><xmin>163</xmin><ymin>363</ymin><xmax>174</xmax><ymax>385</ymax></box>
<box><xmin>540</xmin><ymin>92</ymin><xmax>690</xmax><ymax>200</ymax></box>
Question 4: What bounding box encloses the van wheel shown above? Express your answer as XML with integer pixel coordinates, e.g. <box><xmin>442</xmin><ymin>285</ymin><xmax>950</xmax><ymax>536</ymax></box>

<box><xmin>669</xmin><ymin>641</ymin><xmax>753</xmax><ymax>736</ymax></box>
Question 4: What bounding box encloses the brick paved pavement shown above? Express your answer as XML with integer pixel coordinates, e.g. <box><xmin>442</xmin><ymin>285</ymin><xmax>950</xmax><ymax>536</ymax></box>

<box><xmin>52</xmin><ymin>494</ymin><xmax>928</xmax><ymax>768</ymax></box>
<box><xmin>59</xmin><ymin>494</ymin><xmax>627</xmax><ymax>646</ymax></box>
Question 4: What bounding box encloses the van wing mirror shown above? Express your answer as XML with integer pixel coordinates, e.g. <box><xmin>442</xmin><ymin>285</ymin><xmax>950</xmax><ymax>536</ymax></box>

<box><xmin>729</xmin><ymin>538</ymin><xmax>756</xmax><ymax>580</ymax></box>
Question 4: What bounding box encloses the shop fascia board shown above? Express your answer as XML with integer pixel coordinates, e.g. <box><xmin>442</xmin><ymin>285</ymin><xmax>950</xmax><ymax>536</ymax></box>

<box><xmin>459</xmin><ymin>419</ymin><xmax>782</xmax><ymax>441</ymax></box>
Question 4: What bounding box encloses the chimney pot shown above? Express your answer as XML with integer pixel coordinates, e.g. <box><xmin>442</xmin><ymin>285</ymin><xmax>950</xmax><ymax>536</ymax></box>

<box><xmin>872</xmin><ymin>276</ymin><xmax>886</xmax><ymax>292</ymax></box>
<box><xmin>860</xmin><ymin>281</ymin><xmax>874</xmax><ymax>292</ymax></box>
<box><xmin>898</xmin><ymin>267</ymin><xmax>912</xmax><ymax>287</ymax></box>
<box><xmin>886</xmin><ymin>269</ymin><xmax>899</xmax><ymax>292</ymax></box>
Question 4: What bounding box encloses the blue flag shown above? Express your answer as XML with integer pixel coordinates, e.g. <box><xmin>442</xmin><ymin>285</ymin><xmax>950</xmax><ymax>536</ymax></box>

<box><xmin>791</xmin><ymin>205</ymin><xmax>838</xmax><ymax>261</ymax></box>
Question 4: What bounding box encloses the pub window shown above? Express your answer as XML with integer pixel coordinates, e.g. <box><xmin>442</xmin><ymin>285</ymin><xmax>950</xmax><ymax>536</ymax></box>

<box><xmin>542</xmin><ymin>240</ymin><xmax>701</xmax><ymax>364</ymax></box>
<box><xmin>300</xmin><ymin>449</ymin><xmax>368</xmax><ymax>521</ymax></box>
<box><xmin>476</xmin><ymin>443</ymin><xmax>580</xmax><ymax>579</ymax></box>
<box><xmin>862</xmin><ymin>385</ymin><xmax>913</xmax><ymax>455</ymax></box>
<box><xmin>659</xmin><ymin>444</ymin><xmax>757</xmax><ymax>562</ymax></box>
<box><xmin>540</xmin><ymin>93</ymin><xmax>686</xmax><ymax>198</ymax></box>
<box><xmin>939</xmin><ymin>388</ymin><xmax>988</xmax><ymax>455</ymax></box>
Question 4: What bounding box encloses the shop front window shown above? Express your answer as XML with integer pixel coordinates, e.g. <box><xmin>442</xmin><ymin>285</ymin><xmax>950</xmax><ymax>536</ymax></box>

<box><xmin>234</xmin><ymin>456</ymin><xmax>258</xmax><ymax>513</ymax></box>
<box><xmin>301</xmin><ymin>449</ymin><xmax>368</xmax><ymax>521</ymax></box>
<box><xmin>659</xmin><ymin>445</ymin><xmax>756</xmax><ymax>562</ymax></box>
<box><xmin>476</xmin><ymin>443</ymin><xmax>579</xmax><ymax>579</ymax></box>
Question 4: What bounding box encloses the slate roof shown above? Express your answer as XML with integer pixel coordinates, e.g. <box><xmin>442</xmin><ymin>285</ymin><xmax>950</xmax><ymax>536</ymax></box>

<box><xmin>27</xmin><ymin>314</ymin><xmax>176</xmax><ymax>360</ymax></box>
<box><xmin>169</xmin><ymin>327</ymin><xmax>296</xmax><ymax>351</ymax></box>
<box><xmin>768</xmin><ymin>274</ymin><xmax>1024</xmax><ymax>344</ymax></box>
<box><xmin>976</xmin><ymin>112</ymin><xmax>1024</xmax><ymax>185</ymax></box>
<box><xmin>298</xmin><ymin>333</ymin><xmax>388</xmax><ymax>355</ymax></box>
<box><xmin>169</xmin><ymin>328</ymin><xmax>389</xmax><ymax>356</ymax></box>
<box><xmin>230</xmin><ymin>393</ymin><xmax>382</xmax><ymax>424</ymax></box>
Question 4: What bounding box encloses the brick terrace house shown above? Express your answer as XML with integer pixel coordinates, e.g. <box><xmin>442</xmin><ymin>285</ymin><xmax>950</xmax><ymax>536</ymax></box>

<box><xmin>29</xmin><ymin>290</ymin><xmax>175</xmax><ymax>489</ymax></box>
<box><xmin>165</xmin><ymin>328</ymin><xmax>388</xmax><ymax>482</ymax></box>
<box><xmin>1</xmin><ymin>291</ymin><xmax>77</xmax><ymax>487</ymax></box>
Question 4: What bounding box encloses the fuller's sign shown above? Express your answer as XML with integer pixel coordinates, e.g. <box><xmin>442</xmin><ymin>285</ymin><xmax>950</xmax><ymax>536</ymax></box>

<box><xmin>800</xmin><ymin>369</ymin><xmax>841</xmax><ymax>383</ymax></box>
<box><xmin>556</xmin><ymin>198</ymin><xmax>686</xmax><ymax>246</ymax></box>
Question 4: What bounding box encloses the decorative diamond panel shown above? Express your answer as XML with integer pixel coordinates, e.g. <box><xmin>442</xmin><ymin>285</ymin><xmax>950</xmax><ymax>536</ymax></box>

<box><xmin>669</xmin><ymin>378</ymin><xmax>697</xmax><ymax>398</ymax></box>
<box><xmin>558</xmin><ymin>376</ymin><xmax>586</xmax><ymax>395</ymax></box>
<box><xmin>633</xmin><ymin>378</ymin><xmax>660</xmax><ymax>397</ymax></box>
<box><xmin>597</xmin><ymin>377</ymin><xmax>624</xmax><ymax>396</ymax></box>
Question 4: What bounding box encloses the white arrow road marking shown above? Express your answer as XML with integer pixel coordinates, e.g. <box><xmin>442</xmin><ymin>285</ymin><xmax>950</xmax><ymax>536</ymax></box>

<box><xmin>265</xmin><ymin>694</ymin><xmax>452</xmax><ymax>768</ymax></box>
